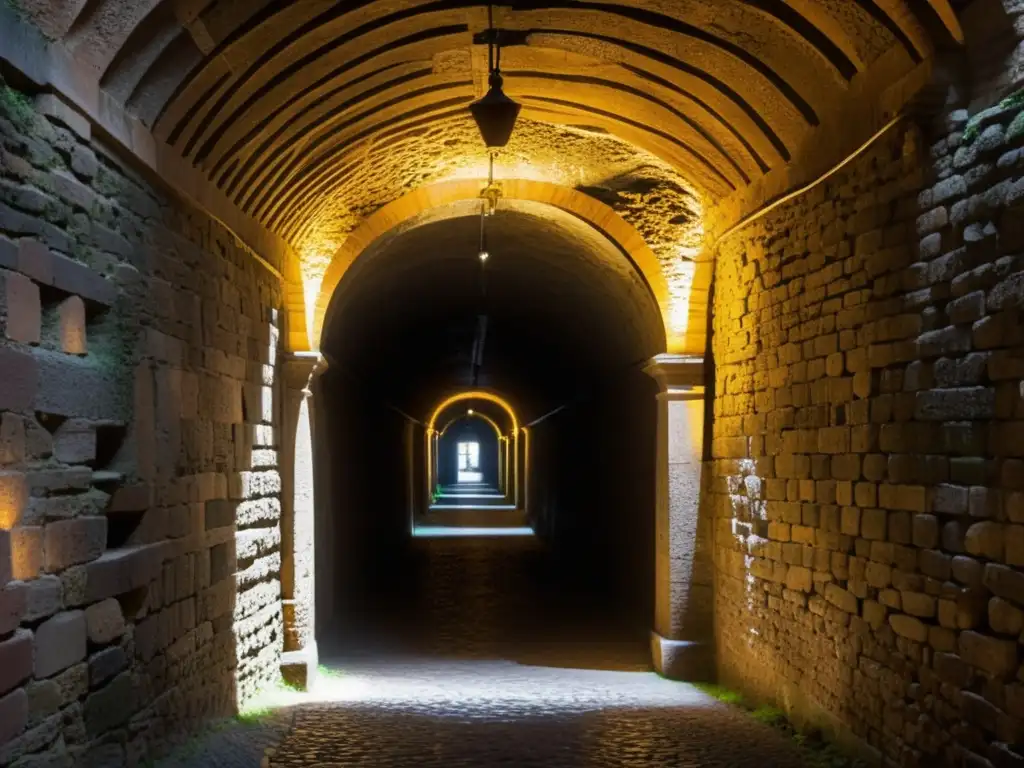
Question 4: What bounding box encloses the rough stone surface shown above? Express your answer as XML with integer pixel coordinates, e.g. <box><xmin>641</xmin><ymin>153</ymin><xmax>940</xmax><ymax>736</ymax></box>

<box><xmin>710</xmin><ymin>98</ymin><xmax>1024</xmax><ymax>766</ymax></box>
<box><xmin>0</xmin><ymin>89</ymin><xmax>286</xmax><ymax>766</ymax></box>
<box><xmin>84</xmin><ymin>598</ymin><xmax>124</xmax><ymax>645</ymax></box>
<box><xmin>34</xmin><ymin>611</ymin><xmax>86</xmax><ymax>679</ymax></box>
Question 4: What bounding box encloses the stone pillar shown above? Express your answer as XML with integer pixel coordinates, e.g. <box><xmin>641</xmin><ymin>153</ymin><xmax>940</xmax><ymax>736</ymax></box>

<box><xmin>502</xmin><ymin>436</ymin><xmax>510</xmax><ymax>495</ymax></box>
<box><xmin>425</xmin><ymin>429</ymin><xmax>437</xmax><ymax>502</ymax></box>
<box><xmin>279</xmin><ymin>354</ymin><xmax>325</xmax><ymax>690</ymax></box>
<box><xmin>643</xmin><ymin>354</ymin><xmax>714</xmax><ymax>680</ymax></box>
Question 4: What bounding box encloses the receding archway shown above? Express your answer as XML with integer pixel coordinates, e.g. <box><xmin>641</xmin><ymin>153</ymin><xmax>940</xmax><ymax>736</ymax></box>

<box><xmin>313</xmin><ymin>192</ymin><xmax>666</xmax><ymax>659</ymax></box>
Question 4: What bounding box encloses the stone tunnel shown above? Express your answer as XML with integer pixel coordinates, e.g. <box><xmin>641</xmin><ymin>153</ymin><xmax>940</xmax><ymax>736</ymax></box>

<box><xmin>1</xmin><ymin>1</ymin><xmax>1024</xmax><ymax>766</ymax></box>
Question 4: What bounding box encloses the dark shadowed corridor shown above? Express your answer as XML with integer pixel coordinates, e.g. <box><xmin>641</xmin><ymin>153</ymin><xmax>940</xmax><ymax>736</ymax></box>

<box><xmin>323</xmin><ymin>535</ymin><xmax>651</xmax><ymax>667</ymax></box>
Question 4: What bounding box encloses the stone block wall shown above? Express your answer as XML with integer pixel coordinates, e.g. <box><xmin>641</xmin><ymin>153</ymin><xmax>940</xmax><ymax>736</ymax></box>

<box><xmin>0</xmin><ymin>86</ymin><xmax>284</xmax><ymax>765</ymax></box>
<box><xmin>708</xmin><ymin>84</ymin><xmax>1024</xmax><ymax>765</ymax></box>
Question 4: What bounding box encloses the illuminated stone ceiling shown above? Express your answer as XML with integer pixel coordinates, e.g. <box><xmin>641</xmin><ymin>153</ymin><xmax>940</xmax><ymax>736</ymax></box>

<box><xmin>19</xmin><ymin>0</ymin><xmax>964</xmax><ymax>352</ymax></box>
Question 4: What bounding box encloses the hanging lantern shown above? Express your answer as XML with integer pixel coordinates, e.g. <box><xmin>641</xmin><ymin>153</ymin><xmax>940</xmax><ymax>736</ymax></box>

<box><xmin>470</xmin><ymin>70</ymin><xmax>521</xmax><ymax>149</ymax></box>
<box><xmin>470</xmin><ymin>9</ymin><xmax>520</xmax><ymax>149</ymax></box>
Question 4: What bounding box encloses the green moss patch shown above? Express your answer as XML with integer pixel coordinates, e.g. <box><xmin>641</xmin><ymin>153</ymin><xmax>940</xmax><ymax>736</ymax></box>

<box><xmin>694</xmin><ymin>683</ymin><xmax>868</xmax><ymax>768</ymax></box>
<box><xmin>0</xmin><ymin>77</ymin><xmax>35</xmax><ymax>130</ymax></box>
<box><xmin>963</xmin><ymin>88</ymin><xmax>1024</xmax><ymax>145</ymax></box>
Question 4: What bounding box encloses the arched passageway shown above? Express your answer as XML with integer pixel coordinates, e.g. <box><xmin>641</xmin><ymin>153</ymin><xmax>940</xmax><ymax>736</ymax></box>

<box><xmin>9</xmin><ymin>1</ymin><xmax>1024</xmax><ymax>766</ymax></box>
<box><xmin>314</xmin><ymin>199</ymin><xmax>665</xmax><ymax>659</ymax></box>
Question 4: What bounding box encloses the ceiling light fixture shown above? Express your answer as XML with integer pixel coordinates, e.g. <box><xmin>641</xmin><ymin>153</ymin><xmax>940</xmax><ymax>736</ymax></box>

<box><xmin>469</xmin><ymin>5</ymin><xmax>521</xmax><ymax>149</ymax></box>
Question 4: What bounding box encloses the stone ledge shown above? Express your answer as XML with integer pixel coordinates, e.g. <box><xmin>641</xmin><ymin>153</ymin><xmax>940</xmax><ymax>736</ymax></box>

<box><xmin>650</xmin><ymin>633</ymin><xmax>714</xmax><ymax>682</ymax></box>
<box><xmin>280</xmin><ymin>642</ymin><xmax>318</xmax><ymax>692</ymax></box>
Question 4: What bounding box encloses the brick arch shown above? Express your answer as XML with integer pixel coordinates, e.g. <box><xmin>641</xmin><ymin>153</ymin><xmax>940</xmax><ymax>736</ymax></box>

<box><xmin>439</xmin><ymin>412</ymin><xmax>504</xmax><ymax>440</ymax></box>
<box><xmin>301</xmin><ymin>179</ymin><xmax>710</xmax><ymax>356</ymax></box>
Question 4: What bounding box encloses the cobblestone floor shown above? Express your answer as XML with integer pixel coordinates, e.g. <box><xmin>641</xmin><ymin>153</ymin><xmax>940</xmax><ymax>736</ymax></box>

<box><xmin>163</xmin><ymin>534</ymin><xmax>808</xmax><ymax>767</ymax></box>
<box><xmin>267</xmin><ymin>658</ymin><xmax>807</xmax><ymax>767</ymax></box>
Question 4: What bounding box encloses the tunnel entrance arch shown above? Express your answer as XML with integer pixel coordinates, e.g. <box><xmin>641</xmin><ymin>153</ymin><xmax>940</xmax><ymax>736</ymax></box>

<box><xmin>307</xmin><ymin>178</ymin><xmax>706</xmax><ymax>357</ymax></box>
<box><xmin>425</xmin><ymin>390</ymin><xmax>524</xmax><ymax>528</ymax></box>
<box><xmin>291</xmin><ymin>173</ymin><xmax>710</xmax><ymax>684</ymax></box>
<box><xmin>438</xmin><ymin>411</ymin><xmax>505</xmax><ymax>490</ymax></box>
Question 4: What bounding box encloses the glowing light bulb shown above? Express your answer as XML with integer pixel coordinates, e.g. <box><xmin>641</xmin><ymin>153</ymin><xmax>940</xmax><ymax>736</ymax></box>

<box><xmin>468</xmin><ymin>409</ymin><xmax>475</xmax><ymax>415</ymax></box>
<box><xmin>478</xmin><ymin>250</ymin><xmax>489</xmax><ymax>262</ymax></box>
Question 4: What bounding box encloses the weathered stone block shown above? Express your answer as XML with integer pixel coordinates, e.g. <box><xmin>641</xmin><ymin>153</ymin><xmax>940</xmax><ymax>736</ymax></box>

<box><xmin>9</xmin><ymin>527</ymin><xmax>42</xmax><ymax>581</ymax></box>
<box><xmin>990</xmin><ymin>596</ymin><xmax>1024</xmax><ymax>635</ymax></box>
<box><xmin>959</xmin><ymin>630</ymin><xmax>1018</xmax><ymax>677</ymax></box>
<box><xmin>52</xmin><ymin>419</ymin><xmax>96</xmax><ymax>465</ymax></box>
<box><xmin>1007</xmin><ymin>525</ymin><xmax>1024</xmax><ymax>566</ymax></box>
<box><xmin>43</xmin><ymin>517</ymin><xmax>106</xmax><ymax>573</ymax></box>
<box><xmin>24</xmin><ymin>680</ymin><xmax>60</xmax><ymax>729</ymax></box>
<box><xmin>784</xmin><ymin>565</ymin><xmax>812</xmax><ymax>592</ymax></box>
<box><xmin>0</xmin><ymin>688</ymin><xmax>27</xmax><ymax>746</ymax></box>
<box><xmin>862</xmin><ymin>508</ymin><xmax>887</xmax><ymax>540</ymax></box>
<box><xmin>50</xmin><ymin>253</ymin><xmax>115</xmax><ymax>306</ymax></box>
<box><xmin>902</xmin><ymin>591</ymin><xmax>937</xmax><ymax>617</ymax></box>
<box><xmin>989</xmin><ymin>271</ymin><xmax>1024</xmax><ymax>311</ymax></box>
<box><xmin>825</xmin><ymin>583</ymin><xmax>858</xmax><ymax>614</ymax></box>
<box><xmin>1</xmin><ymin>269</ymin><xmax>40</xmax><ymax>344</ymax></box>
<box><xmin>52</xmin><ymin>662</ymin><xmax>86</xmax><ymax>707</ymax></box>
<box><xmin>920</xmin><ymin>549</ymin><xmax>952</xmax><ymax>581</ymax></box>
<box><xmin>34</xmin><ymin>611</ymin><xmax>86</xmax><ymax>679</ymax></box>
<box><xmin>0</xmin><ymin>413</ymin><xmax>25</xmax><ymax>464</ymax></box>
<box><xmin>985</xmin><ymin>563</ymin><xmax>1024</xmax><ymax>605</ymax></box>
<box><xmin>0</xmin><ymin>530</ymin><xmax>10</xmax><ymax>588</ymax></box>
<box><xmin>84</xmin><ymin>599</ymin><xmax>124</xmax><ymax>646</ymax></box>
<box><xmin>0</xmin><ymin>581</ymin><xmax>26</xmax><ymax>636</ymax></box>
<box><xmin>890</xmin><ymin>613</ymin><xmax>928</xmax><ymax>642</ymax></box>
<box><xmin>965</xmin><ymin>521</ymin><xmax>1004</xmax><ymax>560</ymax></box>
<box><xmin>85</xmin><ymin>544</ymin><xmax>161</xmax><ymax>602</ymax></box>
<box><xmin>0</xmin><ymin>471</ymin><xmax>27</xmax><ymax>529</ymax></box>
<box><xmin>34</xmin><ymin>351</ymin><xmax>126</xmax><ymax>422</ymax></box>
<box><xmin>88</xmin><ymin>645</ymin><xmax>126</xmax><ymax>688</ymax></box>
<box><xmin>913</xmin><ymin>514</ymin><xmax>940</xmax><ymax>548</ymax></box>
<box><xmin>16</xmin><ymin>239</ymin><xmax>52</xmax><ymax>285</ymax></box>
<box><xmin>82</xmin><ymin>672</ymin><xmax>134</xmax><ymax>738</ymax></box>
<box><xmin>0</xmin><ymin>629</ymin><xmax>32</xmax><ymax>695</ymax></box>
<box><xmin>22</xmin><ymin>576</ymin><xmax>61</xmax><ymax>623</ymax></box>
<box><xmin>915</xmin><ymin>387</ymin><xmax>995</xmax><ymax>420</ymax></box>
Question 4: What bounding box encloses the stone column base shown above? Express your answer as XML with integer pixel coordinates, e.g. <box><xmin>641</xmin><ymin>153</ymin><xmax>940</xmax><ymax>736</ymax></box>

<box><xmin>281</xmin><ymin>642</ymin><xmax>319</xmax><ymax>691</ymax></box>
<box><xmin>651</xmin><ymin>632</ymin><xmax>714</xmax><ymax>682</ymax></box>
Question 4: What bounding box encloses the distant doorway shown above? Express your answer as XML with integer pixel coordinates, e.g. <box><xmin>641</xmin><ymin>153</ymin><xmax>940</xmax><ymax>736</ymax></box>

<box><xmin>457</xmin><ymin>441</ymin><xmax>482</xmax><ymax>483</ymax></box>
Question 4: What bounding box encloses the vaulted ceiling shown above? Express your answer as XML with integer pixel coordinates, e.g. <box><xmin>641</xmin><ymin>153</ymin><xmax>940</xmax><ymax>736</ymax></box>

<box><xmin>25</xmin><ymin>1</ymin><xmax>962</xmax><ymax>223</ymax></box>
<box><xmin>17</xmin><ymin>0</ymin><xmax>964</xmax><ymax>357</ymax></box>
